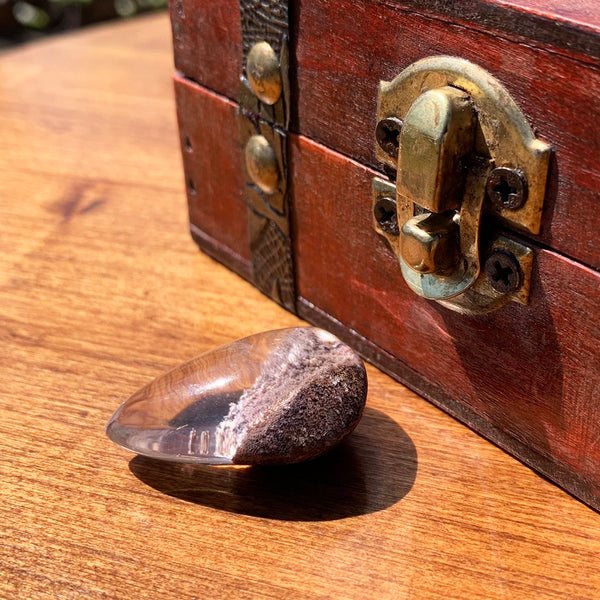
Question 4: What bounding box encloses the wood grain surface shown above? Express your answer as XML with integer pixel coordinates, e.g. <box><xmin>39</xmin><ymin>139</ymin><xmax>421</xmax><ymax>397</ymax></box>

<box><xmin>2</xmin><ymin>14</ymin><xmax>600</xmax><ymax>600</ymax></box>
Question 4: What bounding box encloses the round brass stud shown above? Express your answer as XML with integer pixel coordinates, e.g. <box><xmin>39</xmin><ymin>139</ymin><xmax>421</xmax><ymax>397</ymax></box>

<box><xmin>245</xmin><ymin>135</ymin><xmax>280</xmax><ymax>194</ymax></box>
<box><xmin>246</xmin><ymin>41</ymin><xmax>282</xmax><ymax>105</ymax></box>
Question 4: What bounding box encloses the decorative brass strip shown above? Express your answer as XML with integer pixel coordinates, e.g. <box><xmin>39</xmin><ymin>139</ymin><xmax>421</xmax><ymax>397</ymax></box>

<box><xmin>239</xmin><ymin>0</ymin><xmax>295</xmax><ymax>312</ymax></box>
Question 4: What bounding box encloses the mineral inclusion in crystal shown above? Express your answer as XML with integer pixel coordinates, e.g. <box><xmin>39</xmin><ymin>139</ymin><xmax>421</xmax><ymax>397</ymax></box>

<box><xmin>106</xmin><ymin>327</ymin><xmax>367</xmax><ymax>465</ymax></box>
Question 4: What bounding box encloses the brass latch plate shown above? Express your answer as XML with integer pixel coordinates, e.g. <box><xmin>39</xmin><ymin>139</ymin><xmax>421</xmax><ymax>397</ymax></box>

<box><xmin>373</xmin><ymin>56</ymin><xmax>551</xmax><ymax>314</ymax></box>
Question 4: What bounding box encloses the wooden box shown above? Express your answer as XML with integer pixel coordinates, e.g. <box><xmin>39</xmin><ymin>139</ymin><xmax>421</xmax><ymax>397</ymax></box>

<box><xmin>168</xmin><ymin>0</ymin><xmax>600</xmax><ymax>510</ymax></box>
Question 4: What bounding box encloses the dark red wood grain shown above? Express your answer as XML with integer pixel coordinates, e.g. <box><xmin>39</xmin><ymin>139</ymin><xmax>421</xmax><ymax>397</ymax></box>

<box><xmin>170</xmin><ymin>0</ymin><xmax>242</xmax><ymax>100</ymax></box>
<box><xmin>174</xmin><ymin>76</ymin><xmax>251</xmax><ymax>279</ymax></box>
<box><xmin>372</xmin><ymin>0</ymin><xmax>600</xmax><ymax>63</ymax></box>
<box><xmin>490</xmin><ymin>0</ymin><xmax>600</xmax><ymax>33</ymax></box>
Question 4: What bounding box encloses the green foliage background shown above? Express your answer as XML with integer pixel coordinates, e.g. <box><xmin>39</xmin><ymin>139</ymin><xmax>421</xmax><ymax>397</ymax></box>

<box><xmin>0</xmin><ymin>0</ymin><xmax>166</xmax><ymax>44</ymax></box>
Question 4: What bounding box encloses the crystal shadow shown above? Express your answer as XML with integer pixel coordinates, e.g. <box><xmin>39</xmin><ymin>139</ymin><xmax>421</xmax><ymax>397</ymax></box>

<box><xmin>128</xmin><ymin>407</ymin><xmax>418</xmax><ymax>521</ymax></box>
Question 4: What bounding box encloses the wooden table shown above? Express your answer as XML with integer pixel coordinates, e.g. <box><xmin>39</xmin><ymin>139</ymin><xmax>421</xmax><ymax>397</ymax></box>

<box><xmin>1</xmin><ymin>14</ymin><xmax>599</xmax><ymax>600</ymax></box>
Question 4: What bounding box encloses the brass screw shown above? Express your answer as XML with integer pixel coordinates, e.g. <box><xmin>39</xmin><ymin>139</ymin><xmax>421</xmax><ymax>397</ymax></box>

<box><xmin>486</xmin><ymin>167</ymin><xmax>528</xmax><ymax>210</ymax></box>
<box><xmin>245</xmin><ymin>135</ymin><xmax>280</xmax><ymax>194</ymax></box>
<box><xmin>375</xmin><ymin>117</ymin><xmax>403</xmax><ymax>159</ymax></box>
<box><xmin>484</xmin><ymin>249</ymin><xmax>522</xmax><ymax>294</ymax></box>
<box><xmin>246</xmin><ymin>42</ymin><xmax>282</xmax><ymax>105</ymax></box>
<box><xmin>373</xmin><ymin>196</ymin><xmax>399</xmax><ymax>236</ymax></box>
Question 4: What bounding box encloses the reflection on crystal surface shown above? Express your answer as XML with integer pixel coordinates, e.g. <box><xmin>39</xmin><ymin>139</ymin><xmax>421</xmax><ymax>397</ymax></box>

<box><xmin>106</xmin><ymin>327</ymin><xmax>368</xmax><ymax>465</ymax></box>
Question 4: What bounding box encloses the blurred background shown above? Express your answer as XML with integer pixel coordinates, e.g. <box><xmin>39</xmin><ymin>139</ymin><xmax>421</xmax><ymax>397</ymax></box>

<box><xmin>0</xmin><ymin>0</ymin><xmax>166</xmax><ymax>47</ymax></box>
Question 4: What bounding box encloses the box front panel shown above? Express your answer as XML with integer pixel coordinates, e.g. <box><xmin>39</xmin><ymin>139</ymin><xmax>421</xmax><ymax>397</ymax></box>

<box><xmin>175</xmin><ymin>77</ymin><xmax>251</xmax><ymax>279</ymax></box>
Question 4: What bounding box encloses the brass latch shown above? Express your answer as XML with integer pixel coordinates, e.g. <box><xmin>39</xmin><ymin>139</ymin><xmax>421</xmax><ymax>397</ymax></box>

<box><xmin>372</xmin><ymin>56</ymin><xmax>551</xmax><ymax>313</ymax></box>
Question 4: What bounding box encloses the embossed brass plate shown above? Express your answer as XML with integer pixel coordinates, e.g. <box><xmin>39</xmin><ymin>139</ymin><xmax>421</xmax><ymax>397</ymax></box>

<box><xmin>238</xmin><ymin>24</ymin><xmax>296</xmax><ymax>313</ymax></box>
<box><xmin>373</xmin><ymin>56</ymin><xmax>551</xmax><ymax>314</ymax></box>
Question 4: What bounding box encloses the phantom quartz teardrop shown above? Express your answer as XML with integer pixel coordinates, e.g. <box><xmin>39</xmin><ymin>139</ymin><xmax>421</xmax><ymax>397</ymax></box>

<box><xmin>106</xmin><ymin>328</ymin><xmax>367</xmax><ymax>465</ymax></box>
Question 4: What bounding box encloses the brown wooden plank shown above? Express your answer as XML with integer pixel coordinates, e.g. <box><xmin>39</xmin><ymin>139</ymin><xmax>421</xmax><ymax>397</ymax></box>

<box><xmin>486</xmin><ymin>0</ymin><xmax>600</xmax><ymax>33</ymax></box>
<box><xmin>174</xmin><ymin>76</ymin><xmax>251</xmax><ymax>280</ymax></box>
<box><xmin>372</xmin><ymin>0</ymin><xmax>600</xmax><ymax>62</ymax></box>
<box><xmin>290</xmin><ymin>132</ymin><xmax>600</xmax><ymax>509</ymax></box>
<box><xmin>169</xmin><ymin>0</ymin><xmax>600</xmax><ymax>81</ymax></box>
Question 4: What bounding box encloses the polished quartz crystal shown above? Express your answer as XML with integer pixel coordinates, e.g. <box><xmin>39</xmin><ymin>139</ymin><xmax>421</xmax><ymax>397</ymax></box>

<box><xmin>106</xmin><ymin>327</ymin><xmax>367</xmax><ymax>465</ymax></box>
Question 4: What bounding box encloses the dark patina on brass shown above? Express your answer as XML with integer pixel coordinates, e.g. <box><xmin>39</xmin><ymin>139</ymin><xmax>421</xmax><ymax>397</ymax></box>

<box><xmin>373</xmin><ymin>195</ymin><xmax>400</xmax><ymax>236</ymax></box>
<box><xmin>375</xmin><ymin>117</ymin><xmax>403</xmax><ymax>160</ymax></box>
<box><xmin>486</xmin><ymin>167</ymin><xmax>528</xmax><ymax>211</ymax></box>
<box><xmin>484</xmin><ymin>249</ymin><xmax>523</xmax><ymax>294</ymax></box>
